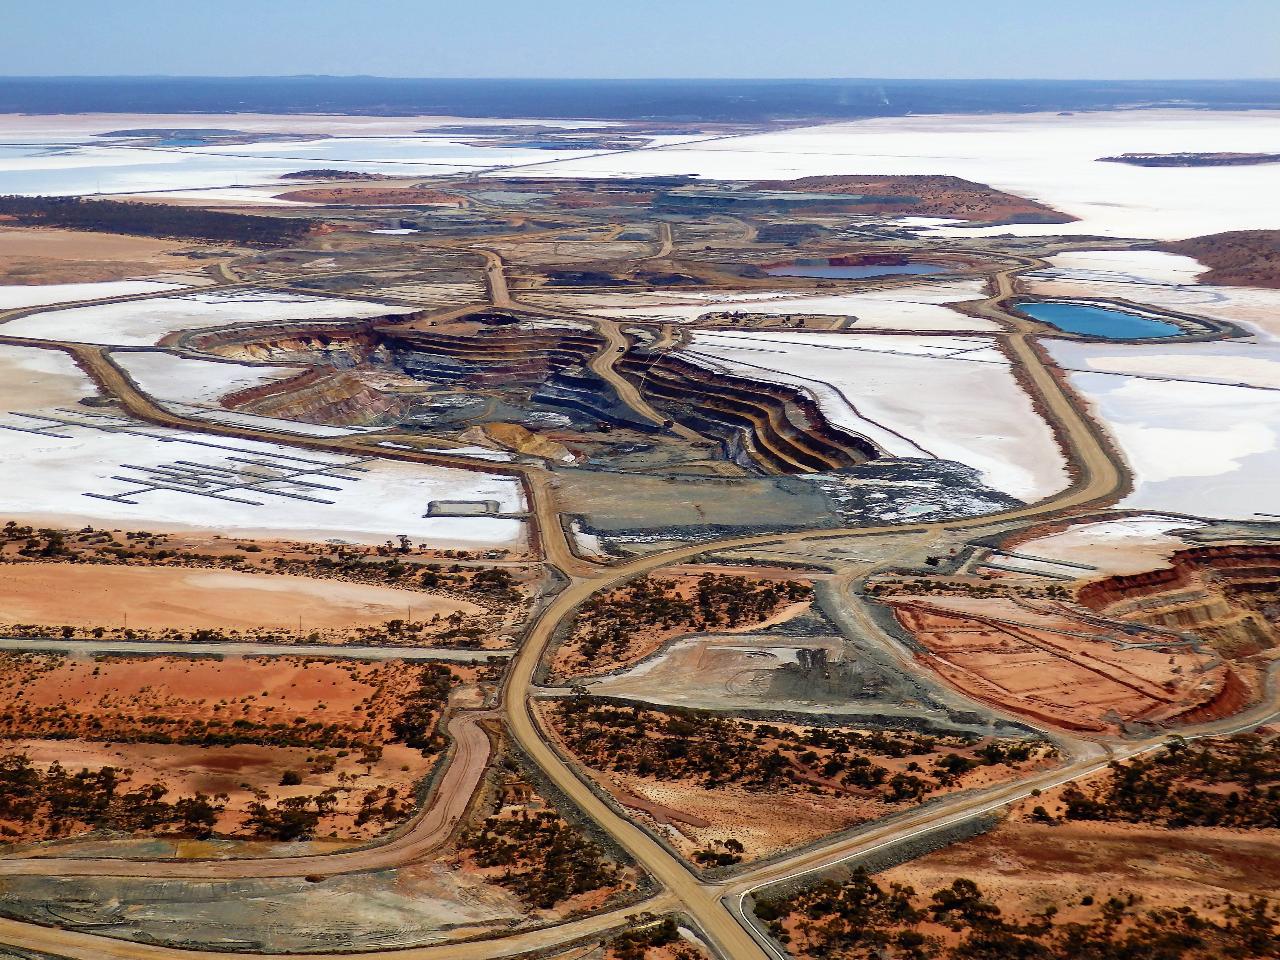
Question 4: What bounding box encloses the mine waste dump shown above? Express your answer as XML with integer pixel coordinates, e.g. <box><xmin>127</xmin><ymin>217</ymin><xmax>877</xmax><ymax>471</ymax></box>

<box><xmin>762</xmin><ymin>255</ymin><xmax>949</xmax><ymax>280</ymax></box>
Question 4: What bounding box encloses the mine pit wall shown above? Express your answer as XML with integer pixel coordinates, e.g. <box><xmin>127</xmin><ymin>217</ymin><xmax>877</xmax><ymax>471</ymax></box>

<box><xmin>180</xmin><ymin>317</ymin><xmax>884</xmax><ymax>474</ymax></box>
<box><xmin>1076</xmin><ymin>544</ymin><xmax>1280</xmax><ymax>654</ymax></box>
<box><xmin>221</xmin><ymin>366</ymin><xmax>328</xmax><ymax>407</ymax></box>
<box><xmin>179</xmin><ymin>318</ymin><xmax>382</xmax><ymax>365</ymax></box>
<box><xmin>184</xmin><ymin>319</ymin><xmax>615</xmax><ymax>423</ymax></box>
<box><xmin>384</xmin><ymin>328</ymin><xmax>605</xmax><ymax>388</ymax></box>
<box><xmin>1152</xmin><ymin>666</ymin><xmax>1255</xmax><ymax>727</ymax></box>
<box><xmin>224</xmin><ymin>368</ymin><xmax>410</xmax><ymax>426</ymax></box>
<box><xmin>533</xmin><ymin>368</ymin><xmax>662</xmax><ymax>433</ymax></box>
<box><xmin>619</xmin><ymin>352</ymin><xmax>880</xmax><ymax>475</ymax></box>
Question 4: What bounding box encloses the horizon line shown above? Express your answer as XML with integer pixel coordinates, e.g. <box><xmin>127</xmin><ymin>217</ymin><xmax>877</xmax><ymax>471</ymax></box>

<box><xmin>2</xmin><ymin>74</ymin><xmax>1279</xmax><ymax>84</ymax></box>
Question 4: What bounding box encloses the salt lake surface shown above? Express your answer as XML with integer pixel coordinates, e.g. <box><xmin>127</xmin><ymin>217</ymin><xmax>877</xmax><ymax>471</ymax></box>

<box><xmin>682</xmin><ymin>330</ymin><xmax>1069</xmax><ymax>501</ymax></box>
<box><xmin>0</xmin><ymin>112</ymin><xmax>719</xmax><ymax>197</ymax></box>
<box><xmin>3</xmin><ymin>110</ymin><xmax>1277</xmax><ymax>240</ymax></box>
<box><xmin>511</xmin><ymin>109</ymin><xmax>1280</xmax><ymax>240</ymax></box>
<box><xmin>0</xmin><ymin>344</ymin><xmax>527</xmax><ymax>547</ymax></box>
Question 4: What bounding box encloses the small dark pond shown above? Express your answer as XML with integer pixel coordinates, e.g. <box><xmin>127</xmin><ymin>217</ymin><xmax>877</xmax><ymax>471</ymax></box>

<box><xmin>764</xmin><ymin>260</ymin><xmax>947</xmax><ymax>280</ymax></box>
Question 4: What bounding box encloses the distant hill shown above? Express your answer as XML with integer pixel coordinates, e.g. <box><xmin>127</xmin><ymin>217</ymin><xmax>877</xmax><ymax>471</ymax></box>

<box><xmin>750</xmin><ymin>174</ymin><xmax>1073</xmax><ymax>224</ymax></box>
<box><xmin>1101</xmin><ymin>152</ymin><xmax>1280</xmax><ymax>167</ymax></box>
<box><xmin>1161</xmin><ymin>230</ymin><xmax>1280</xmax><ymax>288</ymax></box>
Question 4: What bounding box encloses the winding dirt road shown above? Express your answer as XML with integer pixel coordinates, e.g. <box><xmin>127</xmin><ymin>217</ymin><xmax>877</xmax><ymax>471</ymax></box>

<box><xmin>583</xmin><ymin>314</ymin><xmax>705</xmax><ymax>443</ymax></box>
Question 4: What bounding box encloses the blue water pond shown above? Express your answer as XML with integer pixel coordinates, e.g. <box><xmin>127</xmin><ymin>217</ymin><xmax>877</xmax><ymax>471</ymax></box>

<box><xmin>1018</xmin><ymin>301</ymin><xmax>1183</xmax><ymax>339</ymax></box>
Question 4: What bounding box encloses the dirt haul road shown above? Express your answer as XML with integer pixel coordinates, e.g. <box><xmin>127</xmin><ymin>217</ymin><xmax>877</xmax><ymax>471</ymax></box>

<box><xmin>0</xmin><ymin>894</ymin><xmax>679</xmax><ymax>960</ymax></box>
<box><xmin>584</xmin><ymin>314</ymin><xmax>706</xmax><ymax>443</ymax></box>
<box><xmin>496</xmin><ymin>260</ymin><xmax>1138</xmax><ymax>960</ymax></box>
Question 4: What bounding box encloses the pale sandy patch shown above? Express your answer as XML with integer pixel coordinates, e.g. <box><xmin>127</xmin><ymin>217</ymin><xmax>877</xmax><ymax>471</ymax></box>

<box><xmin>0</xmin><ymin>227</ymin><xmax>200</xmax><ymax>285</ymax></box>
<box><xmin>1005</xmin><ymin>515</ymin><xmax>1207</xmax><ymax>576</ymax></box>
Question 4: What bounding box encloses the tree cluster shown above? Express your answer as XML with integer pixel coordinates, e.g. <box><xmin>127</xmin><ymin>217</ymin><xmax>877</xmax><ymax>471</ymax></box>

<box><xmin>389</xmin><ymin>663</ymin><xmax>458</xmax><ymax>752</ymax></box>
<box><xmin>243</xmin><ymin>791</ymin><xmax>338</xmax><ymax>841</ymax></box>
<box><xmin>572</xmin><ymin>574</ymin><xmax>810</xmax><ymax>664</ymax></box>
<box><xmin>551</xmin><ymin>703</ymin><xmax>1036</xmax><ymax>801</ymax></box>
<box><xmin>463</xmin><ymin>807</ymin><xmax>620</xmax><ymax>909</ymax></box>
<box><xmin>0</xmin><ymin>697</ymin><xmax>373</xmax><ymax>752</ymax></box>
<box><xmin>0</xmin><ymin>753</ymin><xmax>224</xmax><ymax>839</ymax></box>
<box><xmin>756</xmin><ymin>869</ymin><xmax>1278</xmax><ymax>959</ymax></box>
<box><xmin>607</xmin><ymin>917</ymin><xmax>703</xmax><ymax>960</ymax></box>
<box><xmin>1060</xmin><ymin>734</ymin><xmax>1279</xmax><ymax>829</ymax></box>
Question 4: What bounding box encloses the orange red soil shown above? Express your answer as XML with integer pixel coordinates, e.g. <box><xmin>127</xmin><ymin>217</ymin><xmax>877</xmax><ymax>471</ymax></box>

<box><xmin>890</xmin><ymin>596</ymin><xmax>1243</xmax><ymax>732</ymax></box>
<box><xmin>1076</xmin><ymin>543</ymin><xmax>1280</xmax><ymax>658</ymax></box>
<box><xmin>0</xmin><ymin>226</ymin><xmax>199</xmax><ymax>284</ymax></box>
<box><xmin>0</xmin><ymin>653</ymin><xmax>468</xmax><ymax>840</ymax></box>
<box><xmin>277</xmin><ymin>187</ymin><xmax>465</xmax><ymax>206</ymax></box>
<box><xmin>881</xmin><ymin>773</ymin><xmax>1280</xmax><ymax>934</ymax></box>
<box><xmin>0</xmin><ymin>652</ymin><xmax>461</xmax><ymax>741</ymax></box>
<box><xmin>0</xmin><ymin>562</ymin><xmax>481</xmax><ymax>631</ymax></box>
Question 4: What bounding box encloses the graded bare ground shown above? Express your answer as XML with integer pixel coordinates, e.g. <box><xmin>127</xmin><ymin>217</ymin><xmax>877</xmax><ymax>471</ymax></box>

<box><xmin>0</xmin><ymin>227</ymin><xmax>201</xmax><ymax>284</ymax></box>
<box><xmin>882</xmin><ymin>800</ymin><xmax>1280</xmax><ymax>930</ymax></box>
<box><xmin>889</xmin><ymin>595</ymin><xmax>1242</xmax><ymax>732</ymax></box>
<box><xmin>0</xmin><ymin>562</ymin><xmax>482</xmax><ymax>631</ymax></box>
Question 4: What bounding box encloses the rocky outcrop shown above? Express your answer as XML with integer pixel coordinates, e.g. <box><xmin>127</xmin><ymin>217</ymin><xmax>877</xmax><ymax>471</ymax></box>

<box><xmin>1159</xmin><ymin>230</ymin><xmax>1280</xmax><ymax>289</ymax></box>
<box><xmin>223</xmin><ymin>369</ymin><xmax>409</xmax><ymax>426</ymax></box>
<box><xmin>181</xmin><ymin>321</ymin><xmax>379</xmax><ymax>366</ymax></box>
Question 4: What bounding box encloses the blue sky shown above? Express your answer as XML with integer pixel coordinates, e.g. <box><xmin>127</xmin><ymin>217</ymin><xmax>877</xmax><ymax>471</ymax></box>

<box><xmin>6</xmin><ymin>0</ymin><xmax>1277</xmax><ymax>79</ymax></box>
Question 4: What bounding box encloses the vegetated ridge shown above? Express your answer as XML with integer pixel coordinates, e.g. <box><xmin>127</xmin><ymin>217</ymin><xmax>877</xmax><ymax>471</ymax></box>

<box><xmin>0</xmin><ymin>195</ymin><xmax>317</xmax><ymax>246</ymax></box>
<box><xmin>1160</xmin><ymin>230</ymin><xmax>1280</xmax><ymax>288</ymax></box>
<box><xmin>279</xmin><ymin>186</ymin><xmax>465</xmax><ymax>206</ymax></box>
<box><xmin>279</xmin><ymin>169</ymin><xmax>399</xmax><ymax>181</ymax></box>
<box><xmin>749</xmin><ymin>175</ymin><xmax>1074</xmax><ymax>224</ymax></box>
